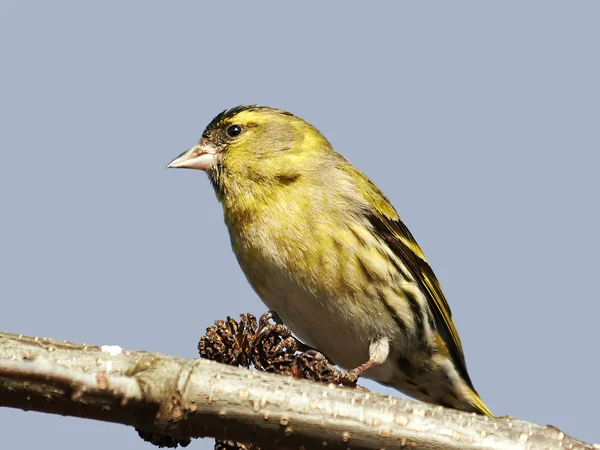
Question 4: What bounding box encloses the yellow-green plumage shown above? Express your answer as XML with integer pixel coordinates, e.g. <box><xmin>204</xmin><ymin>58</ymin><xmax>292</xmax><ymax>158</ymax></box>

<box><xmin>168</xmin><ymin>105</ymin><xmax>492</xmax><ymax>416</ymax></box>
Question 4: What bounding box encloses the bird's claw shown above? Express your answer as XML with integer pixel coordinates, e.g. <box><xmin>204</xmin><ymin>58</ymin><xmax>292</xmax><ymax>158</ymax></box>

<box><xmin>255</xmin><ymin>311</ymin><xmax>298</xmax><ymax>353</ymax></box>
<box><xmin>255</xmin><ymin>310</ymin><xmax>287</xmax><ymax>339</ymax></box>
<box><xmin>337</xmin><ymin>360</ymin><xmax>380</xmax><ymax>388</ymax></box>
<box><xmin>255</xmin><ymin>312</ymin><xmax>321</xmax><ymax>355</ymax></box>
<box><xmin>302</xmin><ymin>350</ymin><xmax>357</xmax><ymax>387</ymax></box>
<box><xmin>258</xmin><ymin>310</ymin><xmax>284</xmax><ymax>328</ymax></box>
<box><xmin>337</xmin><ymin>369</ymin><xmax>359</xmax><ymax>387</ymax></box>
<box><xmin>273</xmin><ymin>336</ymin><xmax>299</xmax><ymax>354</ymax></box>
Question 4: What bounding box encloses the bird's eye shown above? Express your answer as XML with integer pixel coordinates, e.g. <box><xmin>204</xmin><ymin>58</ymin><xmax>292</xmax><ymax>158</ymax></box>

<box><xmin>226</xmin><ymin>124</ymin><xmax>243</xmax><ymax>138</ymax></box>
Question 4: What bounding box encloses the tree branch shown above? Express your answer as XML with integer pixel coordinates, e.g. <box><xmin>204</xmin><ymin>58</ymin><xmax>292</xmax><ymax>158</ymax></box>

<box><xmin>0</xmin><ymin>331</ymin><xmax>596</xmax><ymax>450</ymax></box>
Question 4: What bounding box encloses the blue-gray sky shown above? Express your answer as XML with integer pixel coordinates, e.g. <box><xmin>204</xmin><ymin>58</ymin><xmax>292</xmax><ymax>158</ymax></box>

<box><xmin>1</xmin><ymin>2</ymin><xmax>598</xmax><ymax>447</ymax></box>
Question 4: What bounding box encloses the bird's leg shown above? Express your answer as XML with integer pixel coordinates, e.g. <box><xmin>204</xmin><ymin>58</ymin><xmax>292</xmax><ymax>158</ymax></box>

<box><xmin>339</xmin><ymin>337</ymin><xmax>389</xmax><ymax>386</ymax></box>
<box><xmin>337</xmin><ymin>361</ymin><xmax>381</xmax><ymax>386</ymax></box>
<box><xmin>347</xmin><ymin>360</ymin><xmax>382</xmax><ymax>378</ymax></box>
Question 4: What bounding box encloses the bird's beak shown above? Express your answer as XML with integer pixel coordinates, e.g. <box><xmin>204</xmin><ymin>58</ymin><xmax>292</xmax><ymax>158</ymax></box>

<box><xmin>166</xmin><ymin>142</ymin><xmax>217</xmax><ymax>171</ymax></box>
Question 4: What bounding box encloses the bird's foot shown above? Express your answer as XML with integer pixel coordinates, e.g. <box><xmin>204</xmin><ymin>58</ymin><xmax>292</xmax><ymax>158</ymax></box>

<box><xmin>336</xmin><ymin>370</ymin><xmax>359</xmax><ymax>387</ymax></box>
<box><xmin>272</xmin><ymin>336</ymin><xmax>301</xmax><ymax>354</ymax></box>
<box><xmin>255</xmin><ymin>311</ymin><xmax>313</xmax><ymax>354</ymax></box>
<box><xmin>258</xmin><ymin>310</ymin><xmax>284</xmax><ymax>327</ymax></box>
<box><xmin>336</xmin><ymin>360</ymin><xmax>381</xmax><ymax>387</ymax></box>
<box><xmin>302</xmin><ymin>350</ymin><xmax>355</xmax><ymax>387</ymax></box>
<box><xmin>255</xmin><ymin>311</ymin><xmax>289</xmax><ymax>344</ymax></box>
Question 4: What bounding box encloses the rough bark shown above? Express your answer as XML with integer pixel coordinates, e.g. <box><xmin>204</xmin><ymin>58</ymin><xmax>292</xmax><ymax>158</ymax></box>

<box><xmin>0</xmin><ymin>331</ymin><xmax>596</xmax><ymax>450</ymax></box>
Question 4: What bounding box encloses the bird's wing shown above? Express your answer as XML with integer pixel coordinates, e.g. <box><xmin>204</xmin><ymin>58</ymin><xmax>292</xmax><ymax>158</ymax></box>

<box><xmin>369</xmin><ymin>212</ymin><xmax>474</xmax><ymax>381</ymax></box>
<box><xmin>351</xmin><ymin>172</ymin><xmax>475</xmax><ymax>390</ymax></box>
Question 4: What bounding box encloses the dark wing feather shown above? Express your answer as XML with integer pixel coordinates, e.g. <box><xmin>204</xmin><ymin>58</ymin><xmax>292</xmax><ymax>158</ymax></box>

<box><xmin>368</xmin><ymin>211</ymin><xmax>476</xmax><ymax>389</ymax></box>
<box><xmin>337</xmin><ymin>162</ymin><xmax>476</xmax><ymax>389</ymax></box>
<box><xmin>338</xmin><ymin>154</ymin><xmax>490</xmax><ymax>413</ymax></box>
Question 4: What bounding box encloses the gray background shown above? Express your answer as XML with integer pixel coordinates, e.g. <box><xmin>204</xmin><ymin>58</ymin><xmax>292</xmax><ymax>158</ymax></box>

<box><xmin>1</xmin><ymin>1</ymin><xmax>598</xmax><ymax>447</ymax></box>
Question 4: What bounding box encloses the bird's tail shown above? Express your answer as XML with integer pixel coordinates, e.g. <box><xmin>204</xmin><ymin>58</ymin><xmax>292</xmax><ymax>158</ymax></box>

<box><xmin>469</xmin><ymin>390</ymin><xmax>493</xmax><ymax>416</ymax></box>
<box><xmin>386</xmin><ymin>363</ymin><xmax>493</xmax><ymax>416</ymax></box>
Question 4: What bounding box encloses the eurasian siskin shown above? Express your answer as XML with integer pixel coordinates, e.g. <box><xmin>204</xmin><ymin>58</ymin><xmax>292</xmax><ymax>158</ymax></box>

<box><xmin>167</xmin><ymin>105</ymin><xmax>491</xmax><ymax>415</ymax></box>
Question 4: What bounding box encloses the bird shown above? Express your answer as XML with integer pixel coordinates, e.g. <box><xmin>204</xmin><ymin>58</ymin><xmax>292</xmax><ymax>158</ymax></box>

<box><xmin>167</xmin><ymin>105</ymin><xmax>492</xmax><ymax>415</ymax></box>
